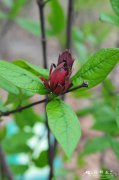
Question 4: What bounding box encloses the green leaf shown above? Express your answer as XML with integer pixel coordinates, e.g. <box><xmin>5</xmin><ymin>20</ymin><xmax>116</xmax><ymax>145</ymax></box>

<box><xmin>116</xmin><ymin>95</ymin><xmax>119</xmax><ymax>128</ymax></box>
<box><xmin>15</xmin><ymin>18</ymin><xmax>53</xmax><ymax>37</ymax></box>
<box><xmin>102</xmin><ymin>79</ymin><xmax>115</xmax><ymax>105</ymax></box>
<box><xmin>46</xmin><ymin>99</ymin><xmax>81</xmax><ymax>158</ymax></box>
<box><xmin>92</xmin><ymin>119</ymin><xmax>119</xmax><ymax>134</ymax></box>
<box><xmin>6</xmin><ymin>90</ymin><xmax>33</xmax><ymax>106</ymax></box>
<box><xmin>3</xmin><ymin>131</ymin><xmax>33</xmax><ymax>154</ymax></box>
<box><xmin>0</xmin><ymin>100</ymin><xmax>8</xmax><ymax>112</ymax></box>
<box><xmin>8</xmin><ymin>131</ymin><xmax>33</xmax><ymax>143</ymax></box>
<box><xmin>4</xmin><ymin>143</ymin><xmax>31</xmax><ymax>154</ymax></box>
<box><xmin>0</xmin><ymin>60</ymin><xmax>48</xmax><ymax>94</ymax></box>
<box><xmin>110</xmin><ymin>0</ymin><xmax>119</xmax><ymax>17</ymax></box>
<box><xmin>10</xmin><ymin>164</ymin><xmax>28</xmax><ymax>175</ymax></box>
<box><xmin>93</xmin><ymin>103</ymin><xmax>115</xmax><ymax>122</ymax></box>
<box><xmin>83</xmin><ymin>136</ymin><xmax>110</xmax><ymax>155</ymax></box>
<box><xmin>47</xmin><ymin>0</ymin><xmax>65</xmax><ymax>35</ymax></box>
<box><xmin>74</xmin><ymin>43</ymin><xmax>88</xmax><ymax>65</ymax></box>
<box><xmin>72</xmin><ymin>26</ymin><xmax>84</xmax><ymax>43</ymax></box>
<box><xmin>16</xmin><ymin>18</ymin><xmax>41</xmax><ymax>36</ymax></box>
<box><xmin>92</xmin><ymin>104</ymin><xmax>119</xmax><ymax>134</ymax></box>
<box><xmin>0</xmin><ymin>126</ymin><xmax>6</xmax><ymax>141</ymax></box>
<box><xmin>14</xmin><ymin>106</ymin><xmax>43</xmax><ymax>129</ymax></box>
<box><xmin>76</xmin><ymin>106</ymin><xmax>94</xmax><ymax>117</ymax></box>
<box><xmin>9</xmin><ymin>0</ymin><xmax>28</xmax><ymax>18</ymax></box>
<box><xmin>72</xmin><ymin>48</ymin><xmax>119</xmax><ymax>89</ymax></box>
<box><xmin>108</xmin><ymin>135</ymin><xmax>119</xmax><ymax>159</ymax></box>
<box><xmin>33</xmin><ymin>150</ymin><xmax>48</xmax><ymax>168</ymax></box>
<box><xmin>13</xmin><ymin>59</ymin><xmax>49</xmax><ymax>78</ymax></box>
<box><xmin>100</xmin><ymin>13</ymin><xmax>119</xmax><ymax>27</ymax></box>
<box><xmin>0</xmin><ymin>76</ymin><xmax>19</xmax><ymax>95</ymax></box>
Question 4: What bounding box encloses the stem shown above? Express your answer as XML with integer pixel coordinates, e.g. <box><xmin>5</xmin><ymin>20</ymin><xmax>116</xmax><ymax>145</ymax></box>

<box><xmin>66</xmin><ymin>0</ymin><xmax>73</xmax><ymax>49</ymax></box>
<box><xmin>37</xmin><ymin>0</ymin><xmax>47</xmax><ymax>69</ymax></box>
<box><xmin>0</xmin><ymin>83</ymin><xmax>88</xmax><ymax>118</ymax></box>
<box><xmin>65</xmin><ymin>82</ymin><xmax>88</xmax><ymax>94</ymax></box>
<box><xmin>37</xmin><ymin>1</ymin><xmax>54</xmax><ymax>179</ymax></box>
<box><xmin>0</xmin><ymin>144</ymin><xmax>13</xmax><ymax>180</ymax></box>
<box><xmin>0</xmin><ymin>98</ymin><xmax>47</xmax><ymax>117</ymax></box>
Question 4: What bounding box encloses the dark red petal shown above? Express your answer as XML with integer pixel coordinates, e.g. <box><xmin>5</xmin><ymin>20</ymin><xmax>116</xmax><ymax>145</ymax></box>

<box><xmin>64</xmin><ymin>82</ymin><xmax>73</xmax><ymax>92</ymax></box>
<box><xmin>58</xmin><ymin>49</ymin><xmax>74</xmax><ymax>68</ymax></box>
<box><xmin>53</xmin><ymin>84</ymin><xmax>64</xmax><ymax>95</ymax></box>
<box><xmin>50</xmin><ymin>63</ymin><xmax>56</xmax><ymax>75</ymax></box>
<box><xmin>40</xmin><ymin>76</ymin><xmax>50</xmax><ymax>90</ymax></box>
<box><xmin>49</xmin><ymin>63</ymin><xmax>67</xmax><ymax>90</ymax></box>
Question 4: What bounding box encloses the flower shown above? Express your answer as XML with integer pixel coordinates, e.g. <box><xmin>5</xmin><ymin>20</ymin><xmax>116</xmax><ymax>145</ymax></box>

<box><xmin>40</xmin><ymin>49</ymin><xmax>74</xmax><ymax>95</ymax></box>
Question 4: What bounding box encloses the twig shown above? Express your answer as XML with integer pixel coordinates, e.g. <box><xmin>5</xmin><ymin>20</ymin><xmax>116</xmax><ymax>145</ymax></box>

<box><xmin>0</xmin><ymin>144</ymin><xmax>13</xmax><ymax>180</ymax></box>
<box><xmin>0</xmin><ymin>98</ymin><xmax>47</xmax><ymax>117</ymax></box>
<box><xmin>66</xmin><ymin>0</ymin><xmax>73</xmax><ymax>49</ymax></box>
<box><xmin>0</xmin><ymin>83</ymin><xmax>88</xmax><ymax>118</ymax></box>
<box><xmin>65</xmin><ymin>82</ymin><xmax>88</xmax><ymax>94</ymax></box>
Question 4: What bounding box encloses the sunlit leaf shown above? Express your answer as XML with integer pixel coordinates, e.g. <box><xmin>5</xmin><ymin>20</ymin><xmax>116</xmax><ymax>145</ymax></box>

<box><xmin>0</xmin><ymin>76</ymin><xmax>19</xmax><ymax>95</ymax></box>
<box><xmin>72</xmin><ymin>48</ymin><xmax>119</xmax><ymax>89</ymax></box>
<box><xmin>0</xmin><ymin>61</ymin><xmax>48</xmax><ymax>94</ymax></box>
<box><xmin>46</xmin><ymin>99</ymin><xmax>81</xmax><ymax>158</ymax></box>
<box><xmin>13</xmin><ymin>59</ymin><xmax>49</xmax><ymax>78</ymax></box>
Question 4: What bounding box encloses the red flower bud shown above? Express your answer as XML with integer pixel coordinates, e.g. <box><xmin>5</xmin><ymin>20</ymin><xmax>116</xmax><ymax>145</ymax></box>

<box><xmin>40</xmin><ymin>50</ymin><xmax>74</xmax><ymax>95</ymax></box>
